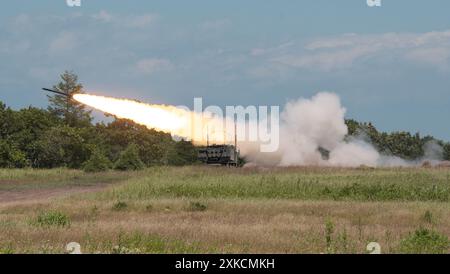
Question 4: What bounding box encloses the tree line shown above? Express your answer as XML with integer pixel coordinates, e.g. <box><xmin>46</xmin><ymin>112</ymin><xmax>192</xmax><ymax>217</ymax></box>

<box><xmin>345</xmin><ymin>119</ymin><xmax>450</xmax><ymax>161</ymax></box>
<box><xmin>0</xmin><ymin>72</ymin><xmax>197</xmax><ymax>171</ymax></box>
<box><xmin>0</xmin><ymin>72</ymin><xmax>449</xmax><ymax>171</ymax></box>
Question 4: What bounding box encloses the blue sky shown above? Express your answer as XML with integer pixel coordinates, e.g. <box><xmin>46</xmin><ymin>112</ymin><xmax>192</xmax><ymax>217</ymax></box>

<box><xmin>1</xmin><ymin>0</ymin><xmax>450</xmax><ymax>140</ymax></box>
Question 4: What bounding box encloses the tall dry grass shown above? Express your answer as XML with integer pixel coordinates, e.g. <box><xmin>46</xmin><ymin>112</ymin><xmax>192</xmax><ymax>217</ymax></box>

<box><xmin>1</xmin><ymin>166</ymin><xmax>450</xmax><ymax>254</ymax></box>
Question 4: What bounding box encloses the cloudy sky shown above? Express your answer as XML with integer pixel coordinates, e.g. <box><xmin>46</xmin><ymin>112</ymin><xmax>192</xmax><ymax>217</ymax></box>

<box><xmin>1</xmin><ymin>0</ymin><xmax>450</xmax><ymax>140</ymax></box>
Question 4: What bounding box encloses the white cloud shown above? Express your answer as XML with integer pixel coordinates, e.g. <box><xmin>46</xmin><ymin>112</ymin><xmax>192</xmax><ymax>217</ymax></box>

<box><xmin>250</xmin><ymin>48</ymin><xmax>266</xmax><ymax>56</ymax></box>
<box><xmin>13</xmin><ymin>14</ymin><xmax>32</xmax><ymax>28</ymax></box>
<box><xmin>92</xmin><ymin>10</ymin><xmax>113</xmax><ymax>23</ymax></box>
<box><xmin>253</xmin><ymin>30</ymin><xmax>450</xmax><ymax>72</ymax></box>
<box><xmin>272</xmin><ymin>46</ymin><xmax>377</xmax><ymax>71</ymax></box>
<box><xmin>304</xmin><ymin>31</ymin><xmax>450</xmax><ymax>51</ymax></box>
<box><xmin>91</xmin><ymin>11</ymin><xmax>159</xmax><ymax>28</ymax></box>
<box><xmin>136</xmin><ymin>58</ymin><xmax>173</xmax><ymax>74</ymax></box>
<box><xmin>49</xmin><ymin>31</ymin><xmax>79</xmax><ymax>53</ymax></box>
<box><xmin>405</xmin><ymin>47</ymin><xmax>450</xmax><ymax>68</ymax></box>
<box><xmin>247</xmin><ymin>64</ymin><xmax>291</xmax><ymax>79</ymax></box>
<box><xmin>0</xmin><ymin>40</ymin><xmax>30</xmax><ymax>54</ymax></box>
<box><xmin>29</xmin><ymin>67</ymin><xmax>60</xmax><ymax>80</ymax></box>
<box><xmin>127</xmin><ymin>14</ymin><xmax>159</xmax><ymax>28</ymax></box>
<box><xmin>250</xmin><ymin>42</ymin><xmax>294</xmax><ymax>57</ymax></box>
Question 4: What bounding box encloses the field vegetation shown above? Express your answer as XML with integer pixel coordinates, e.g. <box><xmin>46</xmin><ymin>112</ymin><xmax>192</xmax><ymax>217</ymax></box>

<box><xmin>1</xmin><ymin>166</ymin><xmax>449</xmax><ymax>254</ymax></box>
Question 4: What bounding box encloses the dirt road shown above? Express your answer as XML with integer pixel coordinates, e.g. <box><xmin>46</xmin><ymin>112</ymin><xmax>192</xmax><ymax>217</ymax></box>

<box><xmin>0</xmin><ymin>183</ymin><xmax>108</xmax><ymax>204</ymax></box>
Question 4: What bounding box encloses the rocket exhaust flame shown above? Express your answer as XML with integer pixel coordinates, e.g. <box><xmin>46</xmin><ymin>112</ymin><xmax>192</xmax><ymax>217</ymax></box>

<box><xmin>73</xmin><ymin>94</ymin><xmax>195</xmax><ymax>139</ymax></box>
<box><xmin>72</xmin><ymin>93</ymin><xmax>280</xmax><ymax>153</ymax></box>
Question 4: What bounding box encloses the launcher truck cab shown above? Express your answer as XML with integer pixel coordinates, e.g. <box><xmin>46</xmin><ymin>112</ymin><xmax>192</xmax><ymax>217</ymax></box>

<box><xmin>198</xmin><ymin>145</ymin><xmax>239</xmax><ymax>166</ymax></box>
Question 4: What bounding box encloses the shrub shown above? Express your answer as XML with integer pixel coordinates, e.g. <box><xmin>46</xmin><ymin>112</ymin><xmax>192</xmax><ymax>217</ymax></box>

<box><xmin>33</xmin><ymin>125</ymin><xmax>89</xmax><ymax>169</ymax></box>
<box><xmin>112</xmin><ymin>201</ymin><xmax>128</xmax><ymax>211</ymax></box>
<box><xmin>398</xmin><ymin>228</ymin><xmax>449</xmax><ymax>254</ymax></box>
<box><xmin>167</xmin><ymin>140</ymin><xmax>198</xmax><ymax>166</ymax></box>
<box><xmin>0</xmin><ymin>140</ymin><xmax>28</xmax><ymax>168</ymax></box>
<box><xmin>34</xmin><ymin>211</ymin><xmax>70</xmax><ymax>228</ymax></box>
<box><xmin>114</xmin><ymin>144</ymin><xmax>144</xmax><ymax>171</ymax></box>
<box><xmin>145</xmin><ymin>204</ymin><xmax>153</xmax><ymax>211</ymax></box>
<box><xmin>188</xmin><ymin>201</ymin><xmax>207</xmax><ymax>212</ymax></box>
<box><xmin>83</xmin><ymin>149</ymin><xmax>112</xmax><ymax>173</ymax></box>
<box><xmin>0</xmin><ymin>244</ymin><xmax>14</xmax><ymax>254</ymax></box>
<box><xmin>325</xmin><ymin>219</ymin><xmax>335</xmax><ymax>253</ymax></box>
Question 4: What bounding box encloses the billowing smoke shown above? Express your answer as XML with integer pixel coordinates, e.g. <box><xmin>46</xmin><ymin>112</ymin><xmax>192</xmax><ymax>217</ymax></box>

<box><xmin>423</xmin><ymin>140</ymin><xmax>444</xmax><ymax>161</ymax></box>
<box><xmin>74</xmin><ymin>91</ymin><xmax>444</xmax><ymax>168</ymax></box>
<box><xmin>417</xmin><ymin>140</ymin><xmax>445</xmax><ymax>166</ymax></box>
<box><xmin>240</xmin><ymin>92</ymin><xmax>443</xmax><ymax>167</ymax></box>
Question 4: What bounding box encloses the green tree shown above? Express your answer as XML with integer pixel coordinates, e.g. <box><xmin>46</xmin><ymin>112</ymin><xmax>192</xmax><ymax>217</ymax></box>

<box><xmin>100</xmin><ymin>118</ymin><xmax>174</xmax><ymax>166</ymax></box>
<box><xmin>0</xmin><ymin>102</ymin><xmax>16</xmax><ymax>140</ymax></box>
<box><xmin>345</xmin><ymin>119</ymin><xmax>360</xmax><ymax>136</ymax></box>
<box><xmin>34</xmin><ymin>125</ymin><xmax>89</xmax><ymax>168</ymax></box>
<box><xmin>83</xmin><ymin>148</ymin><xmax>112</xmax><ymax>173</ymax></box>
<box><xmin>345</xmin><ymin>119</ymin><xmax>430</xmax><ymax>160</ymax></box>
<box><xmin>12</xmin><ymin>107</ymin><xmax>62</xmax><ymax>166</ymax></box>
<box><xmin>383</xmin><ymin>132</ymin><xmax>423</xmax><ymax>160</ymax></box>
<box><xmin>444</xmin><ymin>143</ymin><xmax>450</xmax><ymax>161</ymax></box>
<box><xmin>168</xmin><ymin>140</ymin><xmax>198</xmax><ymax>166</ymax></box>
<box><xmin>114</xmin><ymin>143</ymin><xmax>145</xmax><ymax>171</ymax></box>
<box><xmin>47</xmin><ymin>71</ymin><xmax>92</xmax><ymax>127</ymax></box>
<box><xmin>0</xmin><ymin>140</ymin><xmax>28</xmax><ymax>168</ymax></box>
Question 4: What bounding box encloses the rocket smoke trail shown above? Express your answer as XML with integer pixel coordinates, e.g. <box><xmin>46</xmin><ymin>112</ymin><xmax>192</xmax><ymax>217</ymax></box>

<box><xmin>73</xmin><ymin>92</ymin><xmax>444</xmax><ymax>168</ymax></box>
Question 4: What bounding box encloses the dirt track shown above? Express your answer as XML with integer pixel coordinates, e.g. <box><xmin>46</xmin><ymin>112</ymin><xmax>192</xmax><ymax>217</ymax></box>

<box><xmin>0</xmin><ymin>184</ymin><xmax>107</xmax><ymax>205</ymax></box>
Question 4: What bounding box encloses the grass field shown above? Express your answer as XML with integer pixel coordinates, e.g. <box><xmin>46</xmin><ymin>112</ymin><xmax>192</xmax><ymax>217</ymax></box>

<box><xmin>1</xmin><ymin>166</ymin><xmax>450</xmax><ymax>254</ymax></box>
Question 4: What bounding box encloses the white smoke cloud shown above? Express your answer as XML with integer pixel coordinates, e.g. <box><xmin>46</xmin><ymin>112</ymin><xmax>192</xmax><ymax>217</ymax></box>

<box><xmin>278</xmin><ymin>92</ymin><xmax>348</xmax><ymax>166</ymax></box>
<box><xmin>328</xmin><ymin>140</ymin><xmax>379</xmax><ymax>167</ymax></box>
<box><xmin>423</xmin><ymin>140</ymin><xmax>444</xmax><ymax>161</ymax></box>
<box><xmin>75</xmin><ymin>89</ymin><xmax>444</xmax><ymax>168</ymax></box>
<box><xmin>240</xmin><ymin>92</ymin><xmax>444</xmax><ymax>168</ymax></box>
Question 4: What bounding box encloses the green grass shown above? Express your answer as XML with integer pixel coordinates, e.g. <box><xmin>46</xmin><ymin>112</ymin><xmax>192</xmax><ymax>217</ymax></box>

<box><xmin>1</xmin><ymin>166</ymin><xmax>450</xmax><ymax>254</ymax></box>
<box><xmin>0</xmin><ymin>168</ymin><xmax>82</xmax><ymax>181</ymax></box>
<box><xmin>95</xmin><ymin>166</ymin><xmax>450</xmax><ymax>202</ymax></box>
<box><xmin>398</xmin><ymin>228</ymin><xmax>449</xmax><ymax>254</ymax></box>
<box><xmin>32</xmin><ymin>211</ymin><xmax>71</xmax><ymax>228</ymax></box>
<box><xmin>0</xmin><ymin>168</ymin><xmax>140</xmax><ymax>191</ymax></box>
<box><xmin>110</xmin><ymin>232</ymin><xmax>204</xmax><ymax>254</ymax></box>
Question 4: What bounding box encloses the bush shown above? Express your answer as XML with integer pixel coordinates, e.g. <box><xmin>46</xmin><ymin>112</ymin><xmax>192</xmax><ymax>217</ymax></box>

<box><xmin>33</xmin><ymin>125</ymin><xmax>89</xmax><ymax>168</ymax></box>
<box><xmin>145</xmin><ymin>204</ymin><xmax>153</xmax><ymax>211</ymax></box>
<box><xmin>188</xmin><ymin>201</ymin><xmax>207</xmax><ymax>212</ymax></box>
<box><xmin>34</xmin><ymin>211</ymin><xmax>71</xmax><ymax>228</ymax></box>
<box><xmin>114</xmin><ymin>144</ymin><xmax>144</xmax><ymax>171</ymax></box>
<box><xmin>0</xmin><ymin>140</ymin><xmax>28</xmax><ymax>168</ymax></box>
<box><xmin>0</xmin><ymin>244</ymin><xmax>14</xmax><ymax>254</ymax></box>
<box><xmin>168</xmin><ymin>140</ymin><xmax>198</xmax><ymax>166</ymax></box>
<box><xmin>112</xmin><ymin>201</ymin><xmax>128</xmax><ymax>211</ymax></box>
<box><xmin>398</xmin><ymin>228</ymin><xmax>449</xmax><ymax>254</ymax></box>
<box><xmin>83</xmin><ymin>149</ymin><xmax>112</xmax><ymax>173</ymax></box>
